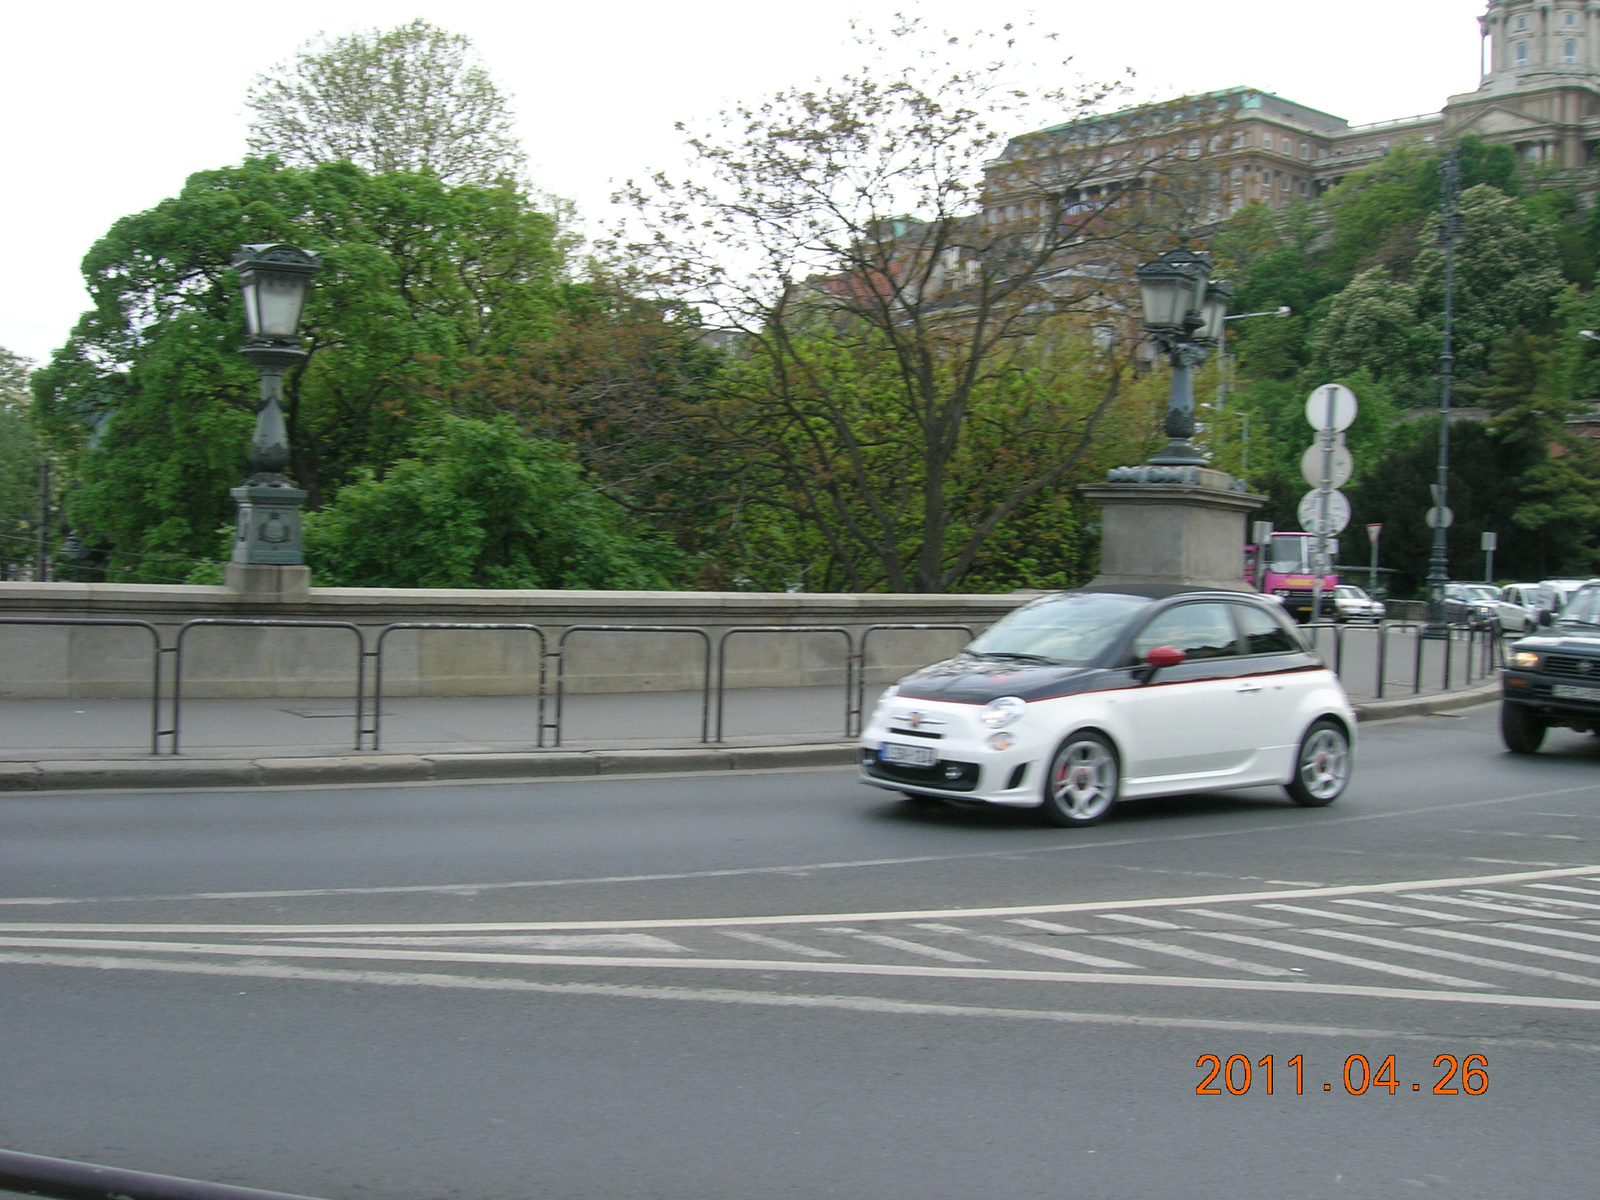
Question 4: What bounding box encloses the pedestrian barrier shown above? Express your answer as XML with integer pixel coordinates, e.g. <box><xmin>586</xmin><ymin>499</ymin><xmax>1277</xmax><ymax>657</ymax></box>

<box><xmin>367</xmin><ymin>623</ymin><xmax>549</xmax><ymax>751</ymax></box>
<box><xmin>552</xmin><ymin>624</ymin><xmax>713</xmax><ymax>746</ymax></box>
<box><xmin>169</xmin><ymin>619</ymin><xmax>367</xmax><ymax>755</ymax></box>
<box><xmin>713</xmin><ymin>626</ymin><xmax>855</xmax><ymax>742</ymax></box>
<box><xmin>1302</xmin><ymin>619</ymin><xmax>1502</xmax><ymax>700</ymax></box>
<box><xmin>0</xmin><ymin>617</ymin><xmax>165</xmax><ymax>753</ymax></box>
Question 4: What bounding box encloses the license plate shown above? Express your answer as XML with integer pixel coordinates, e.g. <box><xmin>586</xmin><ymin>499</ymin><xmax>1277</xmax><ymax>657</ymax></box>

<box><xmin>1552</xmin><ymin>683</ymin><xmax>1600</xmax><ymax>701</ymax></box>
<box><xmin>879</xmin><ymin>742</ymin><xmax>938</xmax><ymax>768</ymax></box>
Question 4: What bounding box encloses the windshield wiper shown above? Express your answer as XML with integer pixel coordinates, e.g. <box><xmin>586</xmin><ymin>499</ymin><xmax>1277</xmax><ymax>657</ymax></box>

<box><xmin>969</xmin><ymin>651</ymin><xmax>1060</xmax><ymax>665</ymax></box>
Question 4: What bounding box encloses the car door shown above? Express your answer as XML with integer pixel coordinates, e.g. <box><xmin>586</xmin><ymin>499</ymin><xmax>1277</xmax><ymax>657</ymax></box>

<box><xmin>1228</xmin><ymin>600</ymin><xmax>1317</xmax><ymax>775</ymax></box>
<box><xmin>1120</xmin><ymin>601</ymin><xmax>1253</xmax><ymax>783</ymax></box>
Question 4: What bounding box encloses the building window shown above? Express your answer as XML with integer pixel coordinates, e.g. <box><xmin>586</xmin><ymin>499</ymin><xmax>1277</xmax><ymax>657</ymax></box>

<box><xmin>1565</xmin><ymin>11</ymin><xmax>1578</xmax><ymax>26</ymax></box>
<box><xmin>1231</xmin><ymin>133</ymin><xmax>1244</xmax><ymax>149</ymax></box>
<box><xmin>1565</xmin><ymin>39</ymin><xmax>1579</xmax><ymax>63</ymax></box>
<box><xmin>1188</xmin><ymin>138</ymin><xmax>1201</xmax><ymax>157</ymax></box>
<box><xmin>1515</xmin><ymin>15</ymin><xmax>1528</xmax><ymax>30</ymax></box>
<box><xmin>1516</xmin><ymin>42</ymin><xmax>1529</xmax><ymax>66</ymax></box>
<box><xmin>1209</xmin><ymin>135</ymin><xmax>1222</xmax><ymax>152</ymax></box>
<box><xmin>1231</xmin><ymin>167</ymin><xmax>1243</xmax><ymax>183</ymax></box>
<box><xmin>1300</xmin><ymin>142</ymin><xmax>1310</xmax><ymax>160</ymax></box>
<box><xmin>1299</xmin><ymin>180</ymin><xmax>1309</xmax><ymax>195</ymax></box>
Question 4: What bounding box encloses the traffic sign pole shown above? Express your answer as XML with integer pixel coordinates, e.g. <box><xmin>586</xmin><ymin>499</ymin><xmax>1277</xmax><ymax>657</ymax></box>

<box><xmin>1314</xmin><ymin>386</ymin><xmax>1339</xmax><ymax>622</ymax></box>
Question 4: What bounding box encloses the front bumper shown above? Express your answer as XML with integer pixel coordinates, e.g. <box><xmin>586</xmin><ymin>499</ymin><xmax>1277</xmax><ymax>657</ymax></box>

<box><xmin>1503</xmin><ymin>670</ymin><xmax>1600</xmax><ymax>726</ymax></box>
<box><xmin>859</xmin><ymin>727</ymin><xmax>1045</xmax><ymax>807</ymax></box>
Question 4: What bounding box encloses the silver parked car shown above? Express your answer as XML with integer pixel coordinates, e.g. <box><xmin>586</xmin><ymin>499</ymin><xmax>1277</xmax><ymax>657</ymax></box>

<box><xmin>1331</xmin><ymin>585</ymin><xmax>1385</xmax><ymax>622</ymax></box>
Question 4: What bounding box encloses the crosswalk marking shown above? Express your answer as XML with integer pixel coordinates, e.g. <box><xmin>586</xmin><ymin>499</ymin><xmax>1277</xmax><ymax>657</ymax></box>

<box><xmin>1307</xmin><ymin>928</ymin><xmax>1599</xmax><ymax>989</ymax></box>
<box><xmin>1256</xmin><ymin>903</ymin><xmax>1393</xmax><ymax>926</ymax></box>
<box><xmin>1192</xmin><ymin>930</ymin><xmax>1491</xmax><ymax>989</ymax></box>
<box><xmin>1091</xmin><ymin>935</ymin><xmax>1292</xmax><ymax>977</ymax></box>
<box><xmin>1527</xmin><ymin>883</ymin><xmax>1600</xmax><ymax>899</ymax></box>
<box><xmin>819</xmin><ymin>928</ymin><xmax>986</xmax><ymax>963</ymax></box>
<box><xmin>1471</xmin><ymin>889</ymin><xmax>1600</xmax><ymax>913</ymax></box>
<box><xmin>1097</xmin><ymin>913</ymin><xmax>1183</xmax><ymax>930</ymax></box>
<box><xmin>1184</xmin><ymin>908</ymin><xmax>1289</xmax><ymax>928</ymax></box>
<box><xmin>1415</xmin><ymin>927</ymin><xmax>1600</xmax><ymax>972</ymax></box>
<box><xmin>1333</xmin><ymin>899</ymin><xmax>1471</xmax><ymax>922</ymax></box>
<box><xmin>913</xmin><ymin>924</ymin><xmax>1139</xmax><ymax>969</ymax></box>
<box><xmin>1401</xmin><ymin>894</ymin><xmax>1570</xmax><ymax>920</ymax></box>
<box><xmin>1496</xmin><ymin>922</ymin><xmax>1600</xmax><ymax>947</ymax></box>
<box><xmin>1007</xmin><ymin>918</ymin><xmax>1087</xmax><ymax>934</ymax></box>
<box><xmin>719</xmin><ymin>931</ymin><xmax>843</xmax><ymax>959</ymax></box>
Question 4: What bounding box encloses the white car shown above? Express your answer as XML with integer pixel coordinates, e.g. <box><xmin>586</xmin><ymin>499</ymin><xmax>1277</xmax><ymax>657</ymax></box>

<box><xmin>1497</xmin><ymin>583</ymin><xmax>1557</xmax><ymax>633</ymax></box>
<box><xmin>860</xmin><ymin>590</ymin><xmax>1357</xmax><ymax>826</ymax></box>
<box><xmin>1331</xmin><ymin>584</ymin><xmax>1385</xmax><ymax>622</ymax></box>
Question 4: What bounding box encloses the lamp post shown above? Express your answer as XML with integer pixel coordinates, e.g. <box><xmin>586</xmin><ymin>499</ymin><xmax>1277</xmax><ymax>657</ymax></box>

<box><xmin>1136</xmin><ymin>247</ymin><xmax>1231</xmax><ymax>466</ymax></box>
<box><xmin>229</xmin><ymin>244</ymin><xmax>321</xmax><ymax>572</ymax></box>
<box><xmin>1423</xmin><ymin>151</ymin><xmax>1463</xmax><ymax>638</ymax></box>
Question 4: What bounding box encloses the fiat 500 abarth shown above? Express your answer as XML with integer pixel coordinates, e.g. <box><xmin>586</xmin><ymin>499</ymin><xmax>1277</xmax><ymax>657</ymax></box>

<box><xmin>859</xmin><ymin>590</ymin><xmax>1357</xmax><ymax>825</ymax></box>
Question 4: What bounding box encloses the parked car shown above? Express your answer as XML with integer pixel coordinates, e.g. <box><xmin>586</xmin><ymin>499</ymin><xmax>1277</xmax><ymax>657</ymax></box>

<box><xmin>1331</xmin><ymin>584</ymin><xmax>1385</xmax><ymax>622</ymax></box>
<box><xmin>1497</xmin><ymin>583</ymin><xmax>1558</xmax><ymax>633</ymax></box>
<box><xmin>1501</xmin><ymin>582</ymin><xmax>1600</xmax><ymax>753</ymax></box>
<box><xmin>859</xmin><ymin>589</ymin><xmax>1356</xmax><ymax>825</ymax></box>
<box><xmin>1442</xmin><ymin>583</ymin><xmax>1499</xmax><ymax>627</ymax></box>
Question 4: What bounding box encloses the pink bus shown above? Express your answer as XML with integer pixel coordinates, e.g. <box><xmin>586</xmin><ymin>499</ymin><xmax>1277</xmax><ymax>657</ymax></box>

<box><xmin>1244</xmin><ymin>531</ymin><xmax>1339</xmax><ymax>622</ymax></box>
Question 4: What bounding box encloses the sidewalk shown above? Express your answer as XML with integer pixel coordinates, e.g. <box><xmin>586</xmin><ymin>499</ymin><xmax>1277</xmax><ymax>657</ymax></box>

<box><xmin>0</xmin><ymin>676</ymin><xmax>1501</xmax><ymax>793</ymax></box>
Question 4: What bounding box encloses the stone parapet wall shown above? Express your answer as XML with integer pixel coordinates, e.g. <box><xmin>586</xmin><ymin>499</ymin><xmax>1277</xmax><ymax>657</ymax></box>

<box><xmin>0</xmin><ymin>583</ymin><xmax>1022</xmax><ymax>699</ymax></box>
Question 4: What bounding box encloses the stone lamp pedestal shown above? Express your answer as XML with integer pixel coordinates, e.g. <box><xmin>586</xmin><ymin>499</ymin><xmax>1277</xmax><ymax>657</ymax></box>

<box><xmin>1079</xmin><ymin>465</ymin><xmax>1265</xmax><ymax>594</ymax></box>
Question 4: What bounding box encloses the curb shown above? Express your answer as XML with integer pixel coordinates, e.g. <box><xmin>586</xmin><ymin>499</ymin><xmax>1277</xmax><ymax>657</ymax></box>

<box><xmin>1352</xmin><ymin>679</ymin><xmax>1501</xmax><ymax>722</ymax></box>
<box><xmin>0</xmin><ymin>742</ymin><xmax>862</xmax><ymax>794</ymax></box>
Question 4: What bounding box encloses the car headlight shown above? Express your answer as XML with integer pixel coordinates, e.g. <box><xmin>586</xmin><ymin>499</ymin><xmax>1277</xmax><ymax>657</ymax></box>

<box><xmin>1509</xmin><ymin>650</ymin><xmax>1540</xmax><ymax>669</ymax></box>
<box><xmin>869</xmin><ymin>684</ymin><xmax>900</xmax><ymax>721</ymax></box>
<box><xmin>980</xmin><ymin>695</ymin><xmax>1026</xmax><ymax>729</ymax></box>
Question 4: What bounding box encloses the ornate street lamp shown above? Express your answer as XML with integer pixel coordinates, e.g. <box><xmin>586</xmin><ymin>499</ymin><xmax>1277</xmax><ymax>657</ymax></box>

<box><xmin>229</xmin><ymin>243</ymin><xmax>321</xmax><ymax>569</ymax></box>
<box><xmin>1136</xmin><ymin>247</ymin><xmax>1229</xmax><ymax>466</ymax></box>
<box><xmin>1423</xmin><ymin>151</ymin><xmax>1463</xmax><ymax>639</ymax></box>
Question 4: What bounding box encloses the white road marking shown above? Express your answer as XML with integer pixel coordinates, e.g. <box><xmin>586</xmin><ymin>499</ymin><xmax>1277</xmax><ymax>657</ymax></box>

<box><xmin>913</xmin><ymin>925</ymin><xmax>1138</xmax><ymax>970</ymax></box>
<box><xmin>1415</xmin><ymin>927</ymin><xmax>1600</xmax><ymax>970</ymax></box>
<box><xmin>7</xmin><ymin>947</ymin><xmax>1600</xmax><ymax>1014</ymax></box>
<box><xmin>1470</xmin><ymin>889</ymin><xmax>1600</xmax><ymax>913</ymax></box>
<box><xmin>1190</xmin><ymin>931</ymin><xmax>1490</xmax><ymax>989</ymax></box>
<box><xmin>1006</xmin><ymin>919</ymin><xmax>1087</xmax><ymax>935</ymax></box>
<box><xmin>1091</xmin><ymin>936</ymin><xmax>1291</xmax><ymax>977</ymax></box>
<box><xmin>4</xmin><ymin>865</ymin><xmax>1599</xmax><ymax>936</ymax></box>
<box><xmin>1096</xmin><ymin>913</ymin><xmax>1183</xmax><ymax>930</ymax></box>
<box><xmin>1496</xmin><ymin>922</ymin><xmax>1600</xmax><ymax>948</ymax></box>
<box><xmin>823</xmin><ymin>931</ymin><xmax>984</xmax><ymax>964</ymax></box>
<box><xmin>1528</xmin><ymin>883</ymin><xmax>1600</xmax><ymax>899</ymax></box>
<box><xmin>269</xmin><ymin>934</ymin><xmax>688</xmax><ymax>952</ymax></box>
<box><xmin>719</xmin><ymin>931</ymin><xmax>843</xmax><ymax>959</ymax></box>
<box><xmin>1307</xmin><ymin>928</ymin><xmax>1600</xmax><ymax>989</ymax></box>
<box><xmin>1333</xmin><ymin>899</ymin><xmax>1471</xmax><ymax>922</ymax></box>
<box><xmin>1403</xmin><ymin>894</ymin><xmax>1574</xmax><ymax>920</ymax></box>
<box><xmin>1257</xmin><ymin>904</ymin><xmax>1393</xmax><ymax>926</ymax></box>
<box><xmin>1184</xmin><ymin>908</ymin><xmax>1290</xmax><ymax>928</ymax></box>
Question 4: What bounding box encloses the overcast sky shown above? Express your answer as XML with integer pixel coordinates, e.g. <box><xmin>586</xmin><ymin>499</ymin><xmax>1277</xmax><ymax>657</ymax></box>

<box><xmin>3</xmin><ymin>0</ymin><xmax>1485</xmax><ymax>366</ymax></box>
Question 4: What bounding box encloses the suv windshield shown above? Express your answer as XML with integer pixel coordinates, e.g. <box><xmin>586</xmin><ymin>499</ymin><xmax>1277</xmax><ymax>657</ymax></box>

<box><xmin>966</xmin><ymin>593</ymin><xmax>1150</xmax><ymax>666</ymax></box>
<box><xmin>1561</xmin><ymin>586</ymin><xmax>1600</xmax><ymax>625</ymax></box>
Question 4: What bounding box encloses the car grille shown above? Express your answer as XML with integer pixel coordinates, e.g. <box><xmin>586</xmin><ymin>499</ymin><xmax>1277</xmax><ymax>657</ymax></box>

<box><xmin>1543</xmin><ymin>655</ymin><xmax>1600</xmax><ymax>679</ymax></box>
<box><xmin>888</xmin><ymin>727</ymin><xmax>943</xmax><ymax>739</ymax></box>
<box><xmin>861</xmin><ymin>750</ymin><xmax>979</xmax><ymax>792</ymax></box>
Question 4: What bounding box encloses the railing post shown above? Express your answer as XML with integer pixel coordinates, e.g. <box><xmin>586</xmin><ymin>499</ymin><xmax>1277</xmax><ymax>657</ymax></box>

<box><xmin>1375</xmin><ymin>621</ymin><xmax>1388</xmax><ymax>700</ymax></box>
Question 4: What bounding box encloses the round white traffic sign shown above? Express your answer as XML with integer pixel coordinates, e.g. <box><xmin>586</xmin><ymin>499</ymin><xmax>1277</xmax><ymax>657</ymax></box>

<box><xmin>1425</xmin><ymin>506</ymin><xmax>1455</xmax><ymax>529</ymax></box>
<box><xmin>1305</xmin><ymin>384</ymin><xmax>1358</xmax><ymax>432</ymax></box>
<box><xmin>1298</xmin><ymin>489</ymin><xmax>1351</xmax><ymax>536</ymax></box>
<box><xmin>1300</xmin><ymin>441</ymin><xmax>1353</xmax><ymax>489</ymax></box>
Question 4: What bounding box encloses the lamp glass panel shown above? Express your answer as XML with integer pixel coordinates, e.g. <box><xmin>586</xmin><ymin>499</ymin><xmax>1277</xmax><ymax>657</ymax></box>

<box><xmin>240</xmin><ymin>284</ymin><xmax>264</xmax><ymax>339</ymax></box>
<box><xmin>254</xmin><ymin>273</ymin><xmax>309</xmax><ymax>339</ymax></box>
<box><xmin>1139</xmin><ymin>277</ymin><xmax>1187</xmax><ymax>328</ymax></box>
<box><xmin>1198</xmin><ymin>295</ymin><xmax>1228</xmax><ymax>341</ymax></box>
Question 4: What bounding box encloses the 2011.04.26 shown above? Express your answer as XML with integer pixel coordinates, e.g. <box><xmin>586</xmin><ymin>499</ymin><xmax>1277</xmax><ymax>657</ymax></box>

<box><xmin>1194</xmin><ymin>1054</ymin><xmax>1488</xmax><ymax>1096</ymax></box>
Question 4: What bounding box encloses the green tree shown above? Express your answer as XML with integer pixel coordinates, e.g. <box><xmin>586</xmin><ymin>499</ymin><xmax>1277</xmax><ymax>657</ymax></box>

<box><xmin>246</xmin><ymin>20</ymin><xmax>525</xmax><ymax>187</ymax></box>
<box><xmin>302</xmin><ymin>415</ymin><xmax>678</xmax><ymax>588</ymax></box>
<box><xmin>1308</xmin><ymin>268</ymin><xmax>1429</xmax><ymax>400</ymax></box>
<box><xmin>0</xmin><ymin>349</ymin><xmax>38</xmax><ymax>573</ymax></box>
<box><xmin>32</xmin><ymin>159</ymin><xmax>565</xmax><ymax>582</ymax></box>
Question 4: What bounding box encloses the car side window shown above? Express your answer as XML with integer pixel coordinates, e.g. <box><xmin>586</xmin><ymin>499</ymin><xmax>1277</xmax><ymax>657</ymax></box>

<box><xmin>1130</xmin><ymin>603</ymin><xmax>1240</xmax><ymax>662</ymax></box>
<box><xmin>1231</xmin><ymin>603</ymin><xmax>1301</xmax><ymax>655</ymax></box>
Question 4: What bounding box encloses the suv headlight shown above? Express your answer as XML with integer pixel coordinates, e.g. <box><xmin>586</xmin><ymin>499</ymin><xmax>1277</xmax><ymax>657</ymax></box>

<box><xmin>980</xmin><ymin>695</ymin><xmax>1026</xmax><ymax>729</ymax></box>
<box><xmin>1509</xmin><ymin>651</ymin><xmax>1540</xmax><ymax>669</ymax></box>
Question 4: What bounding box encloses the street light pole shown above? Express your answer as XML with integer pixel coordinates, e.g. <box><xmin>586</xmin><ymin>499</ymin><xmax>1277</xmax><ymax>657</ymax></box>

<box><xmin>1423</xmin><ymin>150</ymin><xmax>1462</xmax><ymax>638</ymax></box>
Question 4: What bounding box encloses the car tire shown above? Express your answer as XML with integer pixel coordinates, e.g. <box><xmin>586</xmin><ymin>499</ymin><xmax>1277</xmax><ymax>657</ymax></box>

<box><xmin>1500</xmin><ymin>703</ymin><xmax>1547</xmax><ymax>755</ymax></box>
<box><xmin>1040</xmin><ymin>732</ymin><xmax>1120</xmax><ymax>827</ymax></box>
<box><xmin>1284</xmin><ymin>718</ymin><xmax>1351</xmax><ymax>807</ymax></box>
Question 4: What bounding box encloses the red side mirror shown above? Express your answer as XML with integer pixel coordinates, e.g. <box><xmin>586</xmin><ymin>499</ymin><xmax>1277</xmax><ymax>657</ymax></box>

<box><xmin>1146</xmin><ymin>645</ymin><xmax>1185</xmax><ymax>669</ymax></box>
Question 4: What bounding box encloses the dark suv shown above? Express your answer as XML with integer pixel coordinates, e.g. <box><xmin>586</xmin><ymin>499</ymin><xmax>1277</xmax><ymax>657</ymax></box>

<box><xmin>1501</xmin><ymin>581</ymin><xmax>1600</xmax><ymax>753</ymax></box>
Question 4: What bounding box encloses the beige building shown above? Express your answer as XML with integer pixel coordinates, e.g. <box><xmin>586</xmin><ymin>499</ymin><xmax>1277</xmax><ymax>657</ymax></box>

<box><xmin>982</xmin><ymin>0</ymin><xmax>1600</xmax><ymax>224</ymax></box>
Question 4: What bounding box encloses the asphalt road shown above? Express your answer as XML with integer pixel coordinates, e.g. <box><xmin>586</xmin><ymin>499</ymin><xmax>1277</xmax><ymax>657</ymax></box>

<box><xmin>2</xmin><ymin>702</ymin><xmax>1599</xmax><ymax>1199</ymax></box>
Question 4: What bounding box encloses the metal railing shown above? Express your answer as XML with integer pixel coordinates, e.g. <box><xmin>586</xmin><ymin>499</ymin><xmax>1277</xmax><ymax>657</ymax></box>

<box><xmin>0</xmin><ymin>1146</ymin><xmax>325</xmax><ymax>1200</ymax></box>
<box><xmin>170</xmin><ymin>620</ymin><xmax>366</xmax><ymax>755</ymax></box>
<box><xmin>368</xmin><ymin>623</ymin><xmax>549</xmax><ymax>750</ymax></box>
<box><xmin>714</xmin><ymin>626</ymin><xmax>855</xmax><ymax>742</ymax></box>
<box><xmin>0</xmin><ymin>618</ymin><xmax>165</xmax><ymax>753</ymax></box>
<box><xmin>1300</xmin><ymin>618</ymin><xmax>1502</xmax><ymax>700</ymax></box>
<box><xmin>552</xmin><ymin>624</ymin><xmax>713</xmax><ymax>746</ymax></box>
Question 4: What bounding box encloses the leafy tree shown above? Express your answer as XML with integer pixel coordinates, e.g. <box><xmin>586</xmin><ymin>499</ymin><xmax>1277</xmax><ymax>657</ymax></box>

<box><xmin>1308</xmin><ymin>268</ymin><xmax>1429</xmax><ymax>400</ymax></box>
<box><xmin>0</xmin><ymin>349</ymin><xmax>38</xmax><ymax>573</ymax></box>
<box><xmin>302</xmin><ymin>415</ymin><xmax>679</xmax><ymax>588</ymax></box>
<box><xmin>246</xmin><ymin>20</ymin><xmax>525</xmax><ymax>187</ymax></box>
<box><xmin>617</xmin><ymin>23</ymin><xmax>1195</xmax><ymax>592</ymax></box>
<box><xmin>32</xmin><ymin>159</ymin><xmax>565</xmax><ymax>581</ymax></box>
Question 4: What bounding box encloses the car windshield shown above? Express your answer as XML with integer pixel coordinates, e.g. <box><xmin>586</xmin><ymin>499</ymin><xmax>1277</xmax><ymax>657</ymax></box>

<box><xmin>1464</xmin><ymin>585</ymin><xmax>1498</xmax><ymax>602</ymax></box>
<box><xmin>1337</xmin><ymin>586</ymin><xmax>1368</xmax><ymax>600</ymax></box>
<box><xmin>1267</xmin><ymin>535</ymin><xmax>1311</xmax><ymax>573</ymax></box>
<box><xmin>966</xmin><ymin>593</ymin><xmax>1151</xmax><ymax>666</ymax></box>
<box><xmin>1560</xmin><ymin>586</ymin><xmax>1600</xmax><ymax>625</ymax></box>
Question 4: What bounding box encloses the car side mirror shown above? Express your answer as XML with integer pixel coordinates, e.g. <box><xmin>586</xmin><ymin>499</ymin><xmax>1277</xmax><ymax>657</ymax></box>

<box><xmin>1139</xmin><ymin>645</ymin><xmax>1185</xmax><ymax>683</ymax></box>
<box><xmin>1539</xmin><ymin>609</ymin><xmax>1555</xmax><ymax>627</ymax></box>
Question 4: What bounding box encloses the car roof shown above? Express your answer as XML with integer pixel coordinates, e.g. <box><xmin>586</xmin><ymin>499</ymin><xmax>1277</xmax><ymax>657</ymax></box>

<box><xmin>1051</xmin><ymin>585</ymin><xmax>1283</xmax><ymax>607</ymax></box>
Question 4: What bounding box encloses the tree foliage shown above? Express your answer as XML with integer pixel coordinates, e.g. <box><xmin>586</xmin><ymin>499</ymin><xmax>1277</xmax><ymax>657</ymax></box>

<box><xmin>246</xmin><ymin>20</ymin><xmax>525</xmax><ymax>187</ymax></box>
<box><xmin>0</xmin><ymin>349</ymin><xmax>38</xmax><ymax>571</ymax></box>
